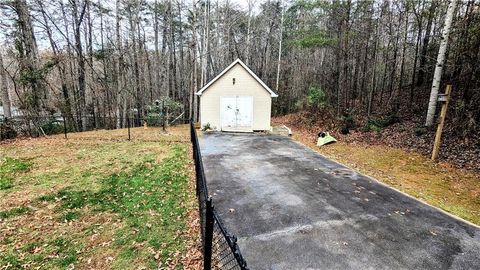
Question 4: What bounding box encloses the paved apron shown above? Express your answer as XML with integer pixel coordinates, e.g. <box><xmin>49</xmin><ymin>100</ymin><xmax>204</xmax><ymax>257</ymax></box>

<box><xmin>199</xmin><ymin>133</ymin><xmax>480</xmax><ymax>270</ymax></box>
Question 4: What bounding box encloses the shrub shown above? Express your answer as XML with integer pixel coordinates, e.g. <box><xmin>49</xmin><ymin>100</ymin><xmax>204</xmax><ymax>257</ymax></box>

<box><xmin>382</xmin><ymin>113</ymin><xmax>400</xmax><ymax>127</ymax></box>
<box><xmin>307</xmin><ymin>85</ymin><xmax>328</xmax><ymax>109</ymax></box>
<box><xmin>202</xmin><ymin>123</ymin><xmax>212</xmax><ymax>131</ymax></box>
<box><xmin>145</xmin><ymin>97</ymin><xmax>183</xmax><ymax>126</ymax></box>
<box><xmin>0</xmin><ymin>120</ymin><xmax>17</xmax><ymax>140</ymax></box>
<box><xmin>340</xmin><ymin>112</ymin><xmax>355</xmax><ymax>134</ymax></box>
<box><xmin>41</xmin><ymin>117</ymin><xmax>63</xmax><ymax>135</ymax></box>
<box><xmin>294</xmin><ymin>98</ymin><xmax>306</xmax><ymax>111</ymax></box>
<box><xmin>145</xmin><ymin>112</ymin><xmax>162</xmax><ymax>126</ymax></box>
<box><xmin>364</xmin><ymin>113</ymin><xmax>400</xmax><ymax>132</ymax></box>
<box><xmin>365</xmin><ymin>119</ymin><xmax>384</xmax><ymax>132</ymax></box>
<box><xmin>414</xmin><ymin>127</ymin><xmax>427</xmax><ymax>137</ymax></box>
<box><xmin>367</xmin><ymin>122</ymin><xmax>383</xmax><ymax>133</ymax></box>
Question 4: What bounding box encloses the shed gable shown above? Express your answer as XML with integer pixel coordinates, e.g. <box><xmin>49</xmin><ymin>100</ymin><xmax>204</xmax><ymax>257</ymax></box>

<box><xmin>195</xmin><ymin>59</ymin><xmax>278</xmax><ymax>97</ymax></box>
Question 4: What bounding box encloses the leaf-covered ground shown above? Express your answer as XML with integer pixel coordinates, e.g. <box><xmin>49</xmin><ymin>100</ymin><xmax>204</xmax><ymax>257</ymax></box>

<box><xmin>274</xmin><ymin>111</ymin><xmax>480</xmax><ymax>171</ymax></box>
<box><xmin>0</xmin><ymin>126</ymin><xmax>201</xmax><ymax>269</ymax></box>
<box><xmin>273</xmin><ymin>114</ymin><xmax>480</xmax><ymax>226</ymax></box>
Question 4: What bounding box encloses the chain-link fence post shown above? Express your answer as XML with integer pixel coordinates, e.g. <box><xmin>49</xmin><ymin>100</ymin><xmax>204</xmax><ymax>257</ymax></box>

<box><xmin>191</xmin><ymin>121</ymin><xmax>249</xmax><ymax>270</ymax></box>
<box><xmin>204</xmin><ymin>198</ymin><xmax>214</xmax><ymax>270</ymax></box>
<box><xmin>62</xmin><ymin>115</ymin><xmax>68</xmax><ymax>139</ymax></box>
<box><xmin>162</xmin><ymin>100</ymin><xmax>167</xmax><ymax>132</ymax></box>
<box><xmin>127</xmin><ymin>117</ymin><xmax>131</xmax><ymax>141</ymax></box>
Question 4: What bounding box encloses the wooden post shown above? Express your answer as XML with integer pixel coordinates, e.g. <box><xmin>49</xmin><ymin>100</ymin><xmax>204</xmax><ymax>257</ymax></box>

<box><xmin>127</xmin><ymin>117</ymin><xmax>131</xmax><ymax>141</ymax></box>
<box><xmin>431</xmin><ymin>84</ymin><xmax>452</xmax><ymax>161</ymax></box>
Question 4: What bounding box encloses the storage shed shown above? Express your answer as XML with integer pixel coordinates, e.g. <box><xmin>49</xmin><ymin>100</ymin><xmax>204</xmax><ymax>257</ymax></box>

<box><xmin>195</xmin><ymin>59</ymin><xmax>278</xmax><ymax>132</ymax></box>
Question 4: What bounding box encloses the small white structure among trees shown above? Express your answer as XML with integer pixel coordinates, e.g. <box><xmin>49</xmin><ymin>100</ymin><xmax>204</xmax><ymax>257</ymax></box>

<box><xmin>195</xmin><ymin>59</ymin><xmax>278</xmax><ymax>132</ymax></box>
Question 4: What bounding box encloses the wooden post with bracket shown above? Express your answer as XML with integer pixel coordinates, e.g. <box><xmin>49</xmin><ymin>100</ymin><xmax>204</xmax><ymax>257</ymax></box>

<box><xmin>431</xmin><ymin>84</ymin><xmax>452</xmax><ymax>161</ymax></box>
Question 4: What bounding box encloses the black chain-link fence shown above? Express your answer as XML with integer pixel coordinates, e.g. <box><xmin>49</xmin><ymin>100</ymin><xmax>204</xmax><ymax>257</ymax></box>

<box><xmin>190</xmin><ymin>122</ymin><xmax>249</xmax><ymax>270</ymax></box>
<box><xmin>0</xmin><ymin>114</ymin><xmax>189</xmax><ymax>141</ymax></box>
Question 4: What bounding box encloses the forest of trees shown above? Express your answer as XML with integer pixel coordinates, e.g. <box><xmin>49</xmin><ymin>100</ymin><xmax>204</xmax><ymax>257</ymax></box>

<box><xmin>0</xmin><ymin>0</ymin><xmax>479</xmax><ymax>135</ymax></box>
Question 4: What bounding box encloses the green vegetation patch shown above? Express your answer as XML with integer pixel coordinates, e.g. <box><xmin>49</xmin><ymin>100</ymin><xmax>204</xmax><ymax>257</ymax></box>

<box><xmin>0</xmin><ymin>127</ymin><xmax>195</xmax><ymax>269</ymax></box>
<box><xmin>61</xmin><ymin>210</ymin><xmax>81</xmax><ymax>222</ymax></box>
<box><xmin>0</xmin><ymin>157</ymin><xmax>32</xmax><ymax>190</ymax></box>
<box><xmin>40</xmin><ymin>117</ymin><xmax>64</xmax><ymax>135</ymax></box>
<box><xmin>307</xmin><ymin>85</ymin><xmax>329</xmax><ymax>109</ymax></box>
<box><xmin>30</xmin><ymin>144</ymin><xmax>191</xmax><ymax>268</ymax></box>
<box><xmin>292</xmin><ymin>31</ymin><xmax>335</xmax><ymax>48</ymax></box>
<box><xmin>0</xmin><ymin>237</ymin><xmax>79</xmax><ymax>269</ymax></box>
<box><xmin>0</xmin><ymin>157</ymin><xmax>31</xmax><ymax>174</ymax></box>
<box><xmin>0</xmin><ymin>177</ymin><xmax>13</xmax><ymax>190</ymax></box>
<box><xmin>0</xmin><ymin>206</ymin><xmax>31</xmax><ymax>219</ymax></box>
<box><xmin>0</xmin><ymin>251</ymin><xmax>22</xmax><ymax>269</ymax></box>
<box><xmin>49</xmin><ymin>237</ymin><xmax>79</xmax><ymax>267</ymax></box>
<box><xmin>365</xmin><ymin>113</ymin><xmax>400</xmax><ymax>132</ymax></box>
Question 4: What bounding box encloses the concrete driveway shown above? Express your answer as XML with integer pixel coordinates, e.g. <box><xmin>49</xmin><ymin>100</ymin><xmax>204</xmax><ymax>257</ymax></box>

<box><xmin>199</xmin><ymin>133</ymin><xmax>480</xmax><ymax>270</ymax></box>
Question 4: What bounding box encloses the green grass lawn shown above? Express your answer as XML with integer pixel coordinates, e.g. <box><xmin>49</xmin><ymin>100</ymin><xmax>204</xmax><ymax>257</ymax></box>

<box><xmin>0</xmin><ymin>126</ymin><xmax>200</xmax><ymax>269</ymax></box>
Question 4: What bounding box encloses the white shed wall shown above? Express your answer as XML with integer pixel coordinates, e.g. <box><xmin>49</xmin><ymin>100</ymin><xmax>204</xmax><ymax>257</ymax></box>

<box><xmin>199</xmin><ymin>63</ymin><xmax>272</xmax><ymax>131</ymax></box>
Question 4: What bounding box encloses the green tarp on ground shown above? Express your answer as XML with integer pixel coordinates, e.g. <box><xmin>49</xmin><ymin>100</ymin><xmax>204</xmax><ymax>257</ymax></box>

<box><xmin>317</xmin><ymin>132</ymin><xmax>337</xmax><ymax>146</ymax></box>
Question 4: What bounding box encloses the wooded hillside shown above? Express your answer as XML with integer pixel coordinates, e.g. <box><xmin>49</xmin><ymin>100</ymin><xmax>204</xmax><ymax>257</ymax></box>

<box><xmin>0</xmin><ymin>0</ymin><xmax>479</xmax><ymax>136</ymax></box>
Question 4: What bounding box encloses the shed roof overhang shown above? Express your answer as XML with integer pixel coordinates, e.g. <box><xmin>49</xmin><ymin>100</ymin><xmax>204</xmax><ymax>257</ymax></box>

<box><xmin>195</xmin><ymin>58</ymin><xmax>279</xmax><ymax>97</ymax></box>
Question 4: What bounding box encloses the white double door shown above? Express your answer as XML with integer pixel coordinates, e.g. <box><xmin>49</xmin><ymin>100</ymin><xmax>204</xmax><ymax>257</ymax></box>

<box><xmin>221</xmin><ymin>96</ymin><xmax>253</xmax><ymax>132</ymax></box>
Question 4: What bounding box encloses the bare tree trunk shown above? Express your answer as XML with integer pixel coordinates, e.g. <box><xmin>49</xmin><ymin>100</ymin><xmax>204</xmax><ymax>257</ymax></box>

<box><xmin>136</xmin><ymin>8</ymin><xmax>145</xmax><ymax>120</ymax></box>
<box><xmin>201</xmin><ymin>0</ymin><xmax>210</xmax><ymax>85</ymax></box>
<box><xmin>368</xmin><ymin>15</ymin><xmax>381</xmax><ymax>117</ymax></box>
<box><xmin>115</xmin><ymin>0</ymin><xmax>123</xmax><ymax>128</ymax></box>
<box><xmin>245</xmin><ymin>0</ymin><xmax>254</xmax><ymax>65</ymax></box>
<box><xmin>86</xmin><ymin>0</ymin><xmax>98</xmax><ymax>128</ymax></box>
<box><xmin>154</xmin><ymin>0</ymin><xmax>160</xmax><ymax>99</ymax></box>
<box><xmin>417</xmin><ymin>1</ymin><xmax>437</xmax><ymax>86</ymax></box>
<box><xmin>168</xmin><ymin>0</ymin><xmax>178</xmax><ymax>98</ymax></box>
<box><xmin>275</xmin><ymin>0</ymin><xmax>285</xmax><ymax>94</ymax></box>
<box><xmin>425</xmin><ymin>0</ymin><xmax>457</xmax><ymax>126</ymax></box>
<box><xmin>145</xmin><ymin>42</ymin><xmax>154</xmax><ymax>104</ymax></box>
<box><xmin>98</xmin><ymin>0</ymin><xmax>110</xmax><ymax>121</ymax></box>
<box><xmin>13</xmin><ymin>0</ymin><xmax>45</xmax><ymax>113</ymax></box>
<box><xmin>0</xmin><ymin>52</ymin><xmax>11</xmax><ymax>118</ymax></box>
<box><xmin>177</xmin><ymin>0</ymin><xmax>186</xmax><ymax>113</ymax></box>
<box><xmin>37</xmin><ymin>0</ymin><xmax>73</xmax><ymax>121</ymax></box>
<box><xmin>387</xmin><ymin>8</ymin><xmax>402</xmax><ymax>109</ymax></box>
<box><xmin>191</xmin><ymin>0</ymin><xmax>199</xmax><ymax>122</ymax></box>
<box><xmin>72</xmin><ymin>0</ymin><xmax>88</xmax><ymax>130</ymax></box>
<box><xmin>161</xmin><ymin>8</ymin><xmax>168</xmax><ymax>97</ymax></box>
<box><xmin>410</xmin><ymin>1</ymin><xmax>424</xmax><ymax>103</ymax></box>
<box><xmin>60</xmin><ymin>1</ymin><xmax>79</xmax><ymax>131</ymax></box>
<box><xmin>396</xmin><ymin>4</ymin><xmax>410</xmax><ymax>112</ymax></box>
